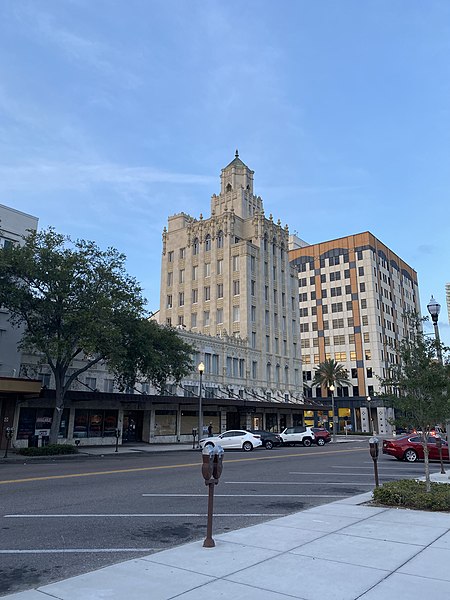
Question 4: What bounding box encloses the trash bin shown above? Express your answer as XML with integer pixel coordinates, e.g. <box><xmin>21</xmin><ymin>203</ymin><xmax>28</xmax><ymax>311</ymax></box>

<box><xmin>28</xmin><ymin>434</ymin><xmax>39</xmax><ymax>448</ymax></box>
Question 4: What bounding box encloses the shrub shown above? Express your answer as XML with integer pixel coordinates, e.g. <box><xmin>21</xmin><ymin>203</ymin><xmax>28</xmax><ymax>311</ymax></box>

<box><xmin>18</xmin><ymin>444</ymin><xmax>78</xmax><ymax>456</ymax></box>
<box><xmin>373</xmin><ymin>479</ymin><xmax>450</xmax><ymax>512</ymax></box>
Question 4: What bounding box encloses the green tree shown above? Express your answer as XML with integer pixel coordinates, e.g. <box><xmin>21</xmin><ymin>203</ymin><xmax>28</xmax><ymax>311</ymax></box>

<box><xmin>312</xmin><ymin>359</ymin><xmax>350</xmax><ymax>440</ymax></box>
<box><xmin>0</xmin><ymin>228</ymin><xmax>193</xmax><ymax>443</ymax></box>
<box><xmin>379</xmin><ymin>316</ymin><xmax>450</xmax><ymax>491</ymax></box>
<box><xmin>312</xmin><ymin>358</ymin><xmax>350</xmax><ymax>390</ymax></box>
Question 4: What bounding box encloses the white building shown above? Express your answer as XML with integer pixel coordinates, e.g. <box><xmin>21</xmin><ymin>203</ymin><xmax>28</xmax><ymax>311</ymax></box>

<box><xmin>0</xmin><ymin>204</ymin><xmax>41</xmax><ymax>450</ymax></box>
<box><xmin>0</xmin><ymin>204</ymin><xmax>38</xmax><ymax>377</ymax></box>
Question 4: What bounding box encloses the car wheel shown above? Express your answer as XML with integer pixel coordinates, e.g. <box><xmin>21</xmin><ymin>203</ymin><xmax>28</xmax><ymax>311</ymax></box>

<box><xmin>404</xmin><ymin>449</ymin><xmax>418</xmax><ymax>462</ymax></box>
<box><xmin>303</xmin><ymin>438</ymin><xmax>312</xmax><ymax>447</ymax></box>
<box><xmin>265</xmin><ymin>440</ymin><xmax>273</xmax><ymax>450</ymax></box>
<box><xmin>242</xmin><ymin>441</ymin><xmax>253</xmax><ymax>452</ymax></box>
<box><xmin>317</xmin><ymin>438</ymin><xmax>325</xmax><ymax>446</ymax></box>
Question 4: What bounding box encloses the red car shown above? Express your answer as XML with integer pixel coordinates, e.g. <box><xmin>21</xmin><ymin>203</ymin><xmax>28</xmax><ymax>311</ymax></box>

<box><xmin>382</xmin><ymin>434</ymin><xmax>449</xmax><ymax>463</ymax></box>
<box><xmin>311</xmin><ymin>427</ymin><xmax>331</xmax><ymax>446</ymax></box>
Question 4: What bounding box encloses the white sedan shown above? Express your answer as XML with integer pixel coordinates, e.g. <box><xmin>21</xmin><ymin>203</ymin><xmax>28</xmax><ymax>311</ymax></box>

<box><xmin>199</xmin><ymin>430</ymin><xmax>262</xmax><ymax>452</ymax></box>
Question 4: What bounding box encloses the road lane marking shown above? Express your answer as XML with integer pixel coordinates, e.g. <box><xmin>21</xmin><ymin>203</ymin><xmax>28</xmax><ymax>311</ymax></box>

<box><xmin>225</xmin><ymin>481</ymin><xmax>372</xmax><ymax>486</ymax></box>
<box><xmin>141</xmin><ymin>494</ymin><xmax>347</xmax><ymax>498</ymax></box>
<box><xmin>4</xmin><ymin>513</ymin><xmax>284</xmax><ymax>518</ymax></box>
<box><xmin>0</xmin><ymin>447</ymin><xmax>366</xmax><ymax>485</ymax></box>
<box><xmin>289</xmin><ymin>472</ymin><xmax>404</xmax><ymax>477</ymax></box>
<box><xmin>0</xmin><ymin>548</ymin><xmax>157</xmax><ymax>554</ymax></box>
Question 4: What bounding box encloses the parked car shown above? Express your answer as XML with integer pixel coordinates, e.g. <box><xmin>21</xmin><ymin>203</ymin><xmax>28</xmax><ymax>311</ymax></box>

<box><xmin>311</xmin><ymin>427</ymin><xmax>331</xmax><ymax>446</ymax></box>
<box><xmin>199</xmin><ymin>429</ymin><xmax>263</xmax><ymax>452</ymax></box>
<box><xmin>280</xmin><ymin>426</ymin><xmax>315</xmax><ymax>447</ymax></box>
<box><xmin>248</xmin><ymin>429</ymin><xmax>282</xmax><ymax>450</ymax></box>
<box><xmin>382</xmin><ymin>434</ymin><xmax>449</xmax><ymax>462</ymax></box>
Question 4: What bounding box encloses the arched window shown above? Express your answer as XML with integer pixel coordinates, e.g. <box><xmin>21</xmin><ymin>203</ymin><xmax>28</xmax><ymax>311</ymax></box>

<box><xmin>284</xmin><ymin>365</ymin><xmax>289</xmax><ymax>385</ymax></box>
<box><xmin>217</xmin><ymin>231</ymin><xmax>224</xmax><ymax>248</ymax></box>
<box><xmin>205</xmin><ymin>234</ymin><xmax>211</xmax><ymax>252</ymax></box>
<box><xmin>266</xmin><ymin>362</ymin><xmax>272</xmax><ymax>383</ymax></box>
<box><xmin>263</xmin><ymin>234</ymin><xmax>268</xmax><ymax>252</ymax></box>
<box><xmin>272</xmin><ymin>237</ymin><xmax>277</xmax><ymax>255</ymax></box>
<box><xmin>226</xmin><ymin>183</ymin><xmax>232</xmax><ymax>192</ymax></box>
<box><xmin>275</xmin><ymin>364</ymin><xmax>280</xmax><ymax>385</ymax></box>
<box><xmin>193</xmin><ymin>238</ymin><xmax>199</xmax><ymax>255</ymax></box>
<box><xmin>280</xmin><ymin>243</ymin><xmax>285</xmax><ymax>260</ymax></box>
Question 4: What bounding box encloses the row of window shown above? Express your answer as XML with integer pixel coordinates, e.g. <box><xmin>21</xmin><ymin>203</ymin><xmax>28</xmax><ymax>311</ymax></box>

<box><xmin>303</xmin><ymin>383</ymin><xmax>374</xmax><ymax>399</ymax></box>
<box><xmin>302</xmin><ymin>349</ymin><xmax>372</xmax><ymax>364</ymax></box>
<box><xmin>167</xmin><ymin>257</ymin><xmax>239</xmax><ymax>285</ymax></box>
<box><xmin>303</xmin><ymin>366</ymin><xmax>374</xmax><ymax>381</ymax></box>
<box><xmin>301</xmin><ymin>331</ymin><xmax>371</xmax><ymax>347</ymax></box>
<box><xmin>167</xmin><ymin>281</ymin><xmax>241</xmax><ymax>307</ymax></box>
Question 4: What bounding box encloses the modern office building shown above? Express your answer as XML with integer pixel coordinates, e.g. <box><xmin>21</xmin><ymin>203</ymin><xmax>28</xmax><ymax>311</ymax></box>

<box><xmin>289</xmin><ymin>231</ymin><xmax>420</xmax><ymax>435</ymax></box>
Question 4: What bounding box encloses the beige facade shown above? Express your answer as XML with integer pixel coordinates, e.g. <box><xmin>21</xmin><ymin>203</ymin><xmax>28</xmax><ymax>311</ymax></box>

<box><xmin>289</xmin><ymin>232</ymin><xmax>421</xmax><ymax>435</ymax></box>
<box><xmin>158</xmin><ymin>152</ymin><xmax>302</xmax><ymax>401</ymax></box>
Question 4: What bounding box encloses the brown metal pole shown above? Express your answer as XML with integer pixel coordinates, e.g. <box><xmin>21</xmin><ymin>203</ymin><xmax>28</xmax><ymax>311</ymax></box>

<box><xmin>439</xmin><ymin>445</ymin><xmax>445</xmax><ymax>475</ymax></box>
<box><xmin>373</xmin><ymin>459</ymin><xmax>379</xmax><ymax>487</ymax></box>
<box><xmin>203</xmin><ymin>482</ymin><xmax>215</xmax><ymax>547</ymax></box>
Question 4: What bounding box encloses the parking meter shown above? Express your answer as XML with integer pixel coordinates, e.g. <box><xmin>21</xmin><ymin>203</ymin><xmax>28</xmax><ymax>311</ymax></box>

<box><xmin>212</xmin><ymin>446</ymin><xmax>224</xmax><ymax>481</ymax></box>
<box><xmin>3</xmin><ymin>427</ymin><xmax>14</xmax><ymax>458</ymax></box>
<box><xmin>202</xmin><ymin>445</ymin><xmax>214</xmax><ymax>481</ymax></box>
<box><xmin>369</xmin><ymin>437</ymin><xmax>379</xmax><ymax>487</ymax></box>
<box><xmin>369</xmin><ymin>436</ymin><xmax>379</xmax><ymax>460</ymax></box>
<box><xmin>201</xmin><ymin>445</ymin><xmax>224</xmax><ymax>548</ymax></box>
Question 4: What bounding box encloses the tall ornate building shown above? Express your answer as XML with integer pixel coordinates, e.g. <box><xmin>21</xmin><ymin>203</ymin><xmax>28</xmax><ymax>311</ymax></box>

<box><xmin>158</xmin><ymin>152</ymin><xmax>302</xmax><ymax>400</ymax></box>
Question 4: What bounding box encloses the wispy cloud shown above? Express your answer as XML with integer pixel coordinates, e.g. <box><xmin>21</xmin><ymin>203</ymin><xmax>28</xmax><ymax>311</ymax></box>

<box><xmin>0</xmin><ymin>162</ymin><xmax>216</xmax><ymax>193</ymax></box>
<box><xmin>10</xmin><ymin>3</ymin><xmax>142</xmax><ymax>89</ymax></box>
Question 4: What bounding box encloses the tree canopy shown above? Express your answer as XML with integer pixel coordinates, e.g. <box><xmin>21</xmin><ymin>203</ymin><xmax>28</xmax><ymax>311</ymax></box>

<box><xmin>312</xmin><ymin>358</ymin><xmax>350</xmax><ymax>390</ymax></box>
<box><xmin>379</xmin><ymin>315</ymin><xmax>450</xmax><ymax>489</ymax></box>
<box><xmin>0</xmin><ymin>228</ymin><xmax>193</xmax><ymax>442</ymax></box>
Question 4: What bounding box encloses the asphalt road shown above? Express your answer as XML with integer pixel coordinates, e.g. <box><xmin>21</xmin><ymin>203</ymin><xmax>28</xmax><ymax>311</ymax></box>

<box><xmin>0</xmin><ymin>441</ymin><xmax>430</xmax><ymax>596</ymax></box>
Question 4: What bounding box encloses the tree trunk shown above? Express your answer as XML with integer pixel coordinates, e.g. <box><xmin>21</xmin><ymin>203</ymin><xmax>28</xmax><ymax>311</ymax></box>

<box><xmin>423</xmin><ymin>435</ymin><xmax>431</xmax><ymax>493</ymax></box>
<box><xmin>49</xmin><ymin>379</ymin><xmax>65</xmax><ymax>445</ymax></box>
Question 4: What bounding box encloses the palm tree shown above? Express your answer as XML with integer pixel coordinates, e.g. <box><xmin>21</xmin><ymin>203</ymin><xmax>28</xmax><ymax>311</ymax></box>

<box><xmin>312</xmin><ymin>359</ymin><xmax>350</xmax><ymax>441</ymax></box>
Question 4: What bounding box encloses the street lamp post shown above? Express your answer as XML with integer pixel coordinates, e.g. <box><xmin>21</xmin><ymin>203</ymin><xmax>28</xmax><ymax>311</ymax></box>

<box><xmin>426</xmin><ymin>296</ymin><xmax>449</xmax><ymax>454</ymax></box>
<box><xmin>329</xmin><ymin>384</ymin><xmax>336</xmax><ymax>443</ymax></box>
<box><xmin>367</xmin><ymin>396</ymin><xmax>373</xmax><ymax>435</ymax></box>
<box><xmin>427</xmin><ymin>295</ymin><xmax>443</xmax><ymax>364</ymax></box>
<box><xmin>197</xmin><ymin>362</ymin><xmax>205</xmax><ymax>448</ymax></box>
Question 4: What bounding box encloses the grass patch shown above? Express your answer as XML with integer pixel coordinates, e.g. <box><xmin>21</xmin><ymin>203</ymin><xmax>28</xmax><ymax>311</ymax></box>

<box><xmin>18</xmin><ymin>444</ymin><xmax>78</xmax><ymax>457</ymax></box>
<box><xmin>373</xmin><ymin>479</ymin><xmax>450</xmax><ymax>512</ymax></box>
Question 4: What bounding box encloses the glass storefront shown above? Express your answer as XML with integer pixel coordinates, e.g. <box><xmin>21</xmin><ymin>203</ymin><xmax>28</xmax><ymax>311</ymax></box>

<box><xmin>180</xmin><ymin>410</ymin><xmax>219</xmax><ymax>436</ymax></box>
<box><xmin>122</xmin><ymin>411</ymin><xmax>143</xmax><ymax>442</ymax></box>
<box><xmin>73</xmin><ymin>409</ymin><xmax>118</xmax><ymax>438</ymax></box>
<box><xmin>304</xmin><ymin>410</ymin><xmax>314</xmax><ymax>427</ymax></box>
<box><xmin>17</xmin><ymin>407</ymin><xmax>69</xmax><ymax>440</ymax></box>
<box><xmin>154</xmin><ymin>410</ymin><xmax>177</xmax><ymax>436</ymax></box>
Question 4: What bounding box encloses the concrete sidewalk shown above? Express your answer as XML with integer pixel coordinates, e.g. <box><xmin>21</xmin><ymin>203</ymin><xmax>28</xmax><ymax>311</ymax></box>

<box><xmin>3</xmin><ymin>471</ymin><xmax>450</xmax><ymax>600</ymax></box>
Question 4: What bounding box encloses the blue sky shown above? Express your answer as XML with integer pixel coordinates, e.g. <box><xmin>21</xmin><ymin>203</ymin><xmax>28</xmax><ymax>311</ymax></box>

<box><xmin>1</xmin><ymin>1</ymin><xmax>449</xmax><ymax>343</ymax></box>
